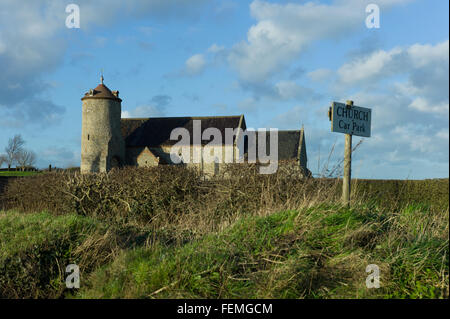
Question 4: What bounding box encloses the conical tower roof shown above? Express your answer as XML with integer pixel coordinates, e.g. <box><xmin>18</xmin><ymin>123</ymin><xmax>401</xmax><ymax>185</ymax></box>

<box><xmin>81</xmin><ymin>76</ymin><xmax>121</xmax><ymax>102</ymax></box>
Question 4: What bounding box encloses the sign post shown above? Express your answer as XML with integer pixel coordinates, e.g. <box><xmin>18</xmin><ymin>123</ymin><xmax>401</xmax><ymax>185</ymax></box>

<box><xmin>328</xmin><ymin>100</ymin><xmax>371</xmax><ymax>207</ymax></box>
<box><xmin>343</xmin><ymin>108</ymin><xmax>352</xmax><ymax>206</ymax></box>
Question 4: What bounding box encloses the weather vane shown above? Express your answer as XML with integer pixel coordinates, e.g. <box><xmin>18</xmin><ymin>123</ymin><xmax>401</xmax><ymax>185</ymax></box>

<box><xmin>100</xmin><ymin>68</ymin><xmax>104</xmax><ymax>84</ymax></box>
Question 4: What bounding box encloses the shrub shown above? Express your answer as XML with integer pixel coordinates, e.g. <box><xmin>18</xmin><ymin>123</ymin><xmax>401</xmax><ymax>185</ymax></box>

<box><xmin>2</xmin><ymin>166</ymin><xmax>341</xmax><ymax>239</ymax></box>
<box><xmin>2</xmin><ymin>166</ymin><xmax>448</xmax><ymax>242</ymax></box>
<box><xmin>0</xmin><ymin>211</ymin><xmax>117</xmax><ymax>298</ymax></box>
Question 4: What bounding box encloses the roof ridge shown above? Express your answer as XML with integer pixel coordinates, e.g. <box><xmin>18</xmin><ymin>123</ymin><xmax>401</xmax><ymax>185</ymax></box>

<box><xmin>120</xmin><ymin>115</ymin><xmax>243</xmax><ymax>120</ymax></box>
<box><xmin>246</xmin><ymin>129</ymin><xmax>302</xmax><ymax>132</ymax></box>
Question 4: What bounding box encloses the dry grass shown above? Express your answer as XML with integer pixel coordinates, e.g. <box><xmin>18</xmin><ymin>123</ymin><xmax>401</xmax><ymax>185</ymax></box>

<box><xmin>0</xmin><ymin>165</ymin><xmax>448</xmax><ymax>299</ymax></box>
<box><xmin>2</xmin><ymin>164</ymin><xmax>343</xmax><ymax>241</ymax></box>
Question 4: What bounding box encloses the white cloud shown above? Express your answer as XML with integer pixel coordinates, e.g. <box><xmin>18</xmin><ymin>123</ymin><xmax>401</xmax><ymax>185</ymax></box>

<box><xmin>337</xmin><ymin>47</ymin><xmax>403</xmax><ymax>85</ymax></box>
<box><xmin>408</xmin><ymin>40</ymin><xmax>449</xmax><ymax>67</ymax></box>
<box><xmin>333</xmin><ymin>40</ymin><xmax>449</xmax><ymax>119</ymax></box>
<box><xmin>0</xmin><ymin>0</ymin><xmax>210</xmax><ymax>126</ymax></box>
<box><xmin>208</xmin><ymin>44</ymin><xmax>225</xmax><ymax>53</ymax></box>
<box><xmin>271</xmin><ymin>38</ymin><xmax>449</xmax><ymax>178</ymax></box>
<box><xmin>335</xmin><ymin>40</ymin><xmax>450</xmax><ymax>97</ymax></box>
<box><xmin>227</xmin><ymin>0</ymin><xmax>411</xmax><ymax>83</ymax></box>
<box><xmin>185</xmin><ymin>54</ymin><xmax>206</xmax><ymax>75</ymax></box>
<box><xmin>409</xmin><ymin>97</ymin><xmax>449</xmax><ymax>115</ymax></box>
<box><xmin>436</xmin><ymin>129</ymin><xmax>449</xmax><ymax>140</ymax></box>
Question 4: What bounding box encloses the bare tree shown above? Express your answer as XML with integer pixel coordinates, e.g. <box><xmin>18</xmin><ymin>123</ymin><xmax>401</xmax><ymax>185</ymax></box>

<box><xmin>16</xmin><ymin>149</ymin><xmax>37</xmax><ymax>171</ymax></box>
<box><xmin>0</xmin><ymin>154</ymin><xmax>7</xmax><ymax>168</ymax></box>
<box><xmin>5</xmin><ymin>134</ymin><xmax>25</xmax><ymax>168</ymax></box>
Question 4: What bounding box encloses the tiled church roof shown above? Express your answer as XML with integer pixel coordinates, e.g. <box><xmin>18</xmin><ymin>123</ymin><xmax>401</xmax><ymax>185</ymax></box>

<box><xmin>252</xmin><ymin>129</ymin><xmax>306</xmax><ymax>161</ymax></box>
<box><xmin>121</xmin><ymin>115</ymin><xmax>246</xmax><ymax>147</ymax></box>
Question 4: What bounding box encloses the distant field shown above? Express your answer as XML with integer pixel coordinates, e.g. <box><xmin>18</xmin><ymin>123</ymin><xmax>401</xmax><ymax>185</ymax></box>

<box><xmin>0</xmin><ymin>167</ymin><xmax>448</xmax><ymax>299</ymax></box>
<box><xmin>0</xmin><ymin>171</ymin><xmax>42</xmax><ymax>177</ymax></box>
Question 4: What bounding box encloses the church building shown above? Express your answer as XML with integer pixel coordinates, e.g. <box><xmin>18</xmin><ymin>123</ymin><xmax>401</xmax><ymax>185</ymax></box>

<box><xmin>81</xmin><ymin>78</ymin><xmax>309</xmax><ymax>177</ymax></box>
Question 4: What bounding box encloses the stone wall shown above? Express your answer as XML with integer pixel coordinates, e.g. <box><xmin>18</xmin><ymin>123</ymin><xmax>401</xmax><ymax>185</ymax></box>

<box><xmin>81</xmin><ymin>98</ymin><xmax>125</xmax><ymax>173</ymax></box>
<box><xmin>126</xmin><ymin>144</ymin><xmax>242</xmax><ymax>178</ymax></box>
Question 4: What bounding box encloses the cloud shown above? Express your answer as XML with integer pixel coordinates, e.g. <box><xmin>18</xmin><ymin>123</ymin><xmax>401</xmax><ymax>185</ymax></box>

<box><xmin>307</xmin><ymin>68</ymin><xmax>333</xmax><ymax>83</ymax></box>
<box><xmin>169</xmin><ymin>53</ymin><xmax>209</xmax><ymax>78</ymax></box>
<box><xmin>122</xmin><ymin>94</ymin><xmax>170</xmax><ymax>118</ymax></box>
<box><xmin>74</xmin><ymin>0</ymin><xmax>210</xmax><ymax>29</ymax></box>
<box><xmin>151</xmin><ymin>95</ymin><xmax>172</xmax><ymax>108</ymax></box>
<box><xmin>185</xmin><ymin>54</ymin><xmax>207</xmax><ymax>76</ymax></box>
<box><xmin>0</xmin><ymin>96</ymin><xmax>65</xmax><ymax>129</ymax></box>
<box><xmin>0</xmin><ymin>0</ymin><xmax>210</xmax><ymax>127</ymax></box>
<box><xmin>269</xmin><ymin>105</ymin><xmax>315</xmax><ymax>130</ymax></box>
<box><xmin>0</xmin><ymin>1</ymin><xmax>68</xmax><ymax>126</ymax></box>
<box><xmin>214</xmin><ymin>0</ymin><xmax>238</xmax><ymax>15</ymax></box>
<box><xmin>182</xmin><ymin>92</ymin><xmax>200</xmax><ymax>103</ymax></box>
<box><xmin>336</xmin><ymin>47</ymin><xmax>405</xmax><ymax>86</ymax></box>
<box><xmin>288</xmin><ymin>66</ymin><xmax>306</xmax><ymax>80</ymax></box>
<box><xmin>226</xmin><ymin>0</ymin><xmax>411</xmax><ymax>84</ymax></box>
<box><xmin>436</xmin><ymin>129</ymin><xmax>449</xmax><ymax>140</ymax></box>
<box><xmin>270</xmin><ymin>37</ymin><xmax>449</xmax><ymax>178</ymax></box>
<box><xmin>346</xmin><ymin>89</ymin><xmax>448</xmax><ymax>173</ymax></box>
<box><xmin>238</xmin><ymin>97</ymin><xmax>259</xmax><ymax>112</ymax></box>
<box><xmin>208</xmin><ymin>44</ymin><xmax>225</xmax><ymax>54</ymax></box>
<box><xmin>200</xmin><ymin>0</ymin><xmax>410</xmax><ymax>119</ymax></box>
<box><xmin>275</xmin><ymin>81</ymin><xmax>322</xmax><ymax>101</ymax></box>
<box><xmin>122</xmin><ymin>105</ymin><xmax>165</xmax><ymax>118</ymax></box>
<box><xmin>333</xmin><ymin>40</ymin><xmax>449</xmax><ymax>117</ymax></box>
<box><xmin>236</xmin><ymin>80</ymin><xmax>321</xmax><ymax>105</ymax></box>
<box><xmin>409</xmin><ymin>97</ymin><xmax>448</xmax><ymax>115</ymax></box>
<box><xmin>39</xmin><ymin>146</ymin><xmax>79</xmax><ymax>168</ymax></box>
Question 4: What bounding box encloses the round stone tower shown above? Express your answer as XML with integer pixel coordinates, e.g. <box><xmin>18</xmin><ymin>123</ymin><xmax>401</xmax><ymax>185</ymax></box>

<box><xmin>81</xmin><ymin>76</ymin><xmax>125</xmax><ymax>173</ymax></box>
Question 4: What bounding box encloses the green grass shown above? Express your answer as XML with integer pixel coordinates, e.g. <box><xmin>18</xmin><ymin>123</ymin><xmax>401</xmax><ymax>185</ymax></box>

<box><xmin>0</xmin><ymin>171</ymin><xmax>42</xmax><ymax>177</ymax></box>
<box><xmin>77</xmin><ymin>204</ymin><xmax>448</xmax><ymax>299</ymax></box>
<box><xmin>1</xmin><ymin>177</ymin><xmax>448</xmax><ymax>299</ymax></box>
<box><xmin>0</xmin><ymin>211</ymin><xmax>111</xmax><ymax>298</ymax></box>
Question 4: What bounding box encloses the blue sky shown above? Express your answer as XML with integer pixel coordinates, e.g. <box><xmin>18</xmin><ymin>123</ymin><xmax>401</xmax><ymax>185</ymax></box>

<box><xmin>0</xmin><ymin>0</ymin><xmax>448</xmax><ymax>179</ymax></box>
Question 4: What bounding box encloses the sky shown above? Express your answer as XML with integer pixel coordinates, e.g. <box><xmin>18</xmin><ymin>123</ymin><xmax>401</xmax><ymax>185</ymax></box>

<box><xmin>0</xmin><ymin>0</ymin><xmax>448</xmax><ymax>179</ymax></box>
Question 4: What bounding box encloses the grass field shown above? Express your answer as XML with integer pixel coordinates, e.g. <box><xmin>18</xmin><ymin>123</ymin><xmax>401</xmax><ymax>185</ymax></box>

<box><xmin>76</xmin><ymin>203</ymin><xmax>448</xmax><ymax>299</ymax></box>
<box><xmin>0</xmin><ymin>168</ymin><xmax>448</xmax><ymax>299</ymax></box>
<box><xmin>0</xmin><ymin>171</ymin><xmax>42</xmax><ymax>177</ymax></box>
<box><xmin>1</xmin><ymin>202</ymin><xmax>447</xmax><ymax>299</ymax></box>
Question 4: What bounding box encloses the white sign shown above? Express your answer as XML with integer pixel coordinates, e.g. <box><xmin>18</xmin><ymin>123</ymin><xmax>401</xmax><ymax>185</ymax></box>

<box><xmin>331</xmin><ymin>102</ymin><xmax>372</xmax><ymax>137</ymax></box>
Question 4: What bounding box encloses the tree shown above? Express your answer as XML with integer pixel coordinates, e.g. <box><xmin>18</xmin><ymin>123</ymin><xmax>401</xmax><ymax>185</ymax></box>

<box><xmin>16</xmin><ymin>149</ymin><xmax>37</xmax><ymax>171</ymax></box>
<box><xmin>5</xmin><ymin>134</ymin><xmax>25</xmax><ymax>168</ymax></box>
<box><xmin>0</xmin><ymin>154</ymin><xmax>7</xmax><ymax>168</ymax></box>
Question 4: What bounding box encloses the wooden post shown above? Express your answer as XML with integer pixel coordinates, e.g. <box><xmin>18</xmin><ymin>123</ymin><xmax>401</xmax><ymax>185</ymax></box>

<box><xmin>342</xmin><ymin>100</ymin><xmax>353</xmax><ymax>206</ymax></box>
